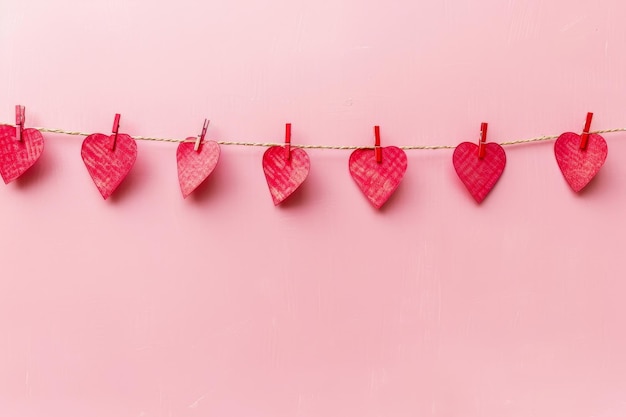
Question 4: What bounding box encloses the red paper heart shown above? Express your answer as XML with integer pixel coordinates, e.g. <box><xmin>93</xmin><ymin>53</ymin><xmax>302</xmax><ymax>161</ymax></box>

<box><xmin>176</xmin><ymin>139</ymin><xmax>220</xmax><ymax>198</ymax></box>
<box><xmin>554</xmin><ymin>132</ymin><xmax>607</xmax><ymax>192</ymax></box>
<box><xmin>0</xmin><ymin>126</ymin><xmax>44</xmax><ymax>184</ymax></box>
<box><xmin>452</xmin><ymin>142</ymin><xmax>506</xmax><ymax>203</ymax></box>
<box><xmin>81</xmin><ymin>133</ymin><xmax>137</xmax><ymax>199</ymax></box>
<box><xmin>349</xmin><ymin>146</ymin><xmax>408</xmax><ymax>209</ymax></box>
<box><xmin>262</xmin><ymin>146</ymin><xmax>310</xmax><ymax>205</ymax></box>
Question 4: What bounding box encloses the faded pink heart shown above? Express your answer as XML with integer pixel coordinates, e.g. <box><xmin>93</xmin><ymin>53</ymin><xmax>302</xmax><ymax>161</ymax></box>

<box><xmin>349</xmin><ymin>146</ymin><xmax>407</xmax><ymax>209</ymax></box>
<box><xmin>81</xmin><ymin>133</ymin><xmax>137</xmax><ymax>200</ymax></box>
<box><xmin>453</xmin><ymin>142</ymin><xmax>506</xmax><ymax>203</ymax></box>
<box><xmin>554</xmin><ymin>132</ymin><xmax>607</xmax><ymax>192</ymax></box>
<box><xmin>0</xmin><ymin>125</ymin><xmax>45</xmax><ymax>184</ymax></box>
<box><xmin>177</xmin><ymin>139</ymin><xmax>220</xmax><ymax>198</ymax></box>
<box><xmin>262</xmin><ymin>146</ymin><xmax>310</xmax><ymax>205</ymax></box>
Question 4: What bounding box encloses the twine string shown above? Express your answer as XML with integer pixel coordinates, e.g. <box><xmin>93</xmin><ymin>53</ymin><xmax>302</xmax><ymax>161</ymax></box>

<box><xmin>3</xmin><ymin>124</ymin><xmax>626</xmax><ymax>150</ymax></box>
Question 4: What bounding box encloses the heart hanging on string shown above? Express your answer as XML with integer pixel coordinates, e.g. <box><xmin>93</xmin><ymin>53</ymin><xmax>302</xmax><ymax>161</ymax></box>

<box><xmin>0</xmin><ymin>125</ymin><xmax>44</xmax><ymax>184</ymax></box>
<box><xmin>81</xmin><ymin>133</ymin><xmax>137</xmax><ymax>199</ymax></box>
<box><xmin>177</xmin><ymin>139</ymin><xmax>220</xmax><ymax>198</ymax></box>
<box><xmin>452</xmin><ymin>142</ymin><xmax>506</xmax><ymax>203</ymax></box>
<box><xmin>262</xmin><ymin>146</ymin><xmax>310</xmax><ymax>205</ymax></box>
<box><xmin>554</xmin><ymin>132</ymin><xmax>607</xmax><ymax>192</ymax></box>
<box><xmin>349</xmin><ymin>146</ymin><xmax>408</xmax><ymax>209</ymax></box>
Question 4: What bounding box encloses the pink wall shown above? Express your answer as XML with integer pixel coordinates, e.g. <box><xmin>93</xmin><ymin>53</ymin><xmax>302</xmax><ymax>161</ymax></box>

<box><xmin>2</xmin><ymin>1</ymin><xmax>626</xmax><ymax>416</ymax></box>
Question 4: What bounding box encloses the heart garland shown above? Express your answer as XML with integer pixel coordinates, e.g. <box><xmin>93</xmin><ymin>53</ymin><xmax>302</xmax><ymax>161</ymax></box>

<box><xmin>0</xmin><ymin>109</ymin><xmax>616</xmax><ymax>204</ymax></box>
<box><xmin>452</xmin><ymin>123</ymin><xmax>506</xmax><ymax>203</ymax></box>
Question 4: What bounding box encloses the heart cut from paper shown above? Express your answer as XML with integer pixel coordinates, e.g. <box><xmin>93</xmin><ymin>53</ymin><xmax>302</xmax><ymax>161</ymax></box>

<box><xmin>263</xmin><ymin>146</ymin><xmax>310</xmax><ymax>205</ymax></box>
<box><xmin>452</xmin><ymin>142</ymin><xmax>506</xmax><ymax>203</ymax></box>
<box><xmin>81</xmin><ymin>133</ymin><xmax>137</xmax><ymax>199</ymax></box>
<box><xmin>177</xmin><ymin>139</ymin><xmax>220</xmax><ymax>198</ymax></box>
<box><xmin>349</xmin><ymin>146</ymin><xmax>408</xmax><ymax>209</ymax></box>
<box><xmin>554</xmin><ymin>132</ymin><xmax>607</xmax><ymax>192</ymax></box>
<box><xmin>0</xmin><ymin>125</ymin><xmax>44</xmax><ymax>184</ymax></box>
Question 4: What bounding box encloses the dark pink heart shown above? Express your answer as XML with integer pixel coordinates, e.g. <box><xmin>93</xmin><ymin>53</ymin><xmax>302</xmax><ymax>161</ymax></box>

<box><xmin>453</xmin><ymin>142</ymin><xmax>506</xmax><ymax>203</ymax></box>
<box><xmin>349</xmin><ymin>146</ymin><xmax>407</xmax><ymax>209</ymax></box>
<box><xmin>262</xmin><ymin>146</ymin><xmax>310</xmax><ymax>205</ymax></box>
<box><xmin>0</xmin><ymin>125</ymin><xmax>44</xmax><ymax>184</ymax></box>
<box><xmin>554</xmin><ymin>132</ymin><xmax>607</xmax><ymax>192</ymax></box>
<box><xmin>176</xmin><ymin>139</ymin><xmax>220</xmax><ymax>198</ymax></box>
<box><xmin>81</xmin><ymin>133</ymin><xmax>137</xmax><ymax>199</ymax></box>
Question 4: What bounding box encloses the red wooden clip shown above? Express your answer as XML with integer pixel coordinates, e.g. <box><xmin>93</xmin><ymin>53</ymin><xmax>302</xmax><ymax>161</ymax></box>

<box><xmin>110</xmin><ymin>113</ymin><xmax>121</xmax><ymax>151</ymax></box>
<box><xmin>374</xmin><ymin>125</ymin><xmax>382</xmax><ymax>163</ymax></box>
<box><xmin>15</xmin><ymin>105</ymin><xmax>25</xmax><ymax>142</ymax></box>
<box><xmin>285</xmin><ymin>123</ymin><xmax>291</xmax><ymax>160</ymax></box>
<box><xmin>580</xmin><ymin>112</ymin><xmax>593</xmax><ymax>150</ymax></box>
<box><xmin>194</xmin><ymin>119</ymin><xmax>210</xmax><ymax>152</ymax></box>
<box><xmin>478</xmin><ymin>122</ymin><xmax>488</xmax><ymax>159</ymax></box>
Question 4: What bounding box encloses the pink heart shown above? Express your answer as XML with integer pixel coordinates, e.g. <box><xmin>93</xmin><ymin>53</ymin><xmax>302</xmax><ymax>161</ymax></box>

<box><xmin>0</xmin><ymin>125</ymin><xmax>44</xmax><ymax>184</ymax></box>
<box><xmin>81</xmin><ymin>133</ymin><xmax>137</xmax><ymax>199</ymax></box>
<box><xmin>262</xmin><ymin>146</ymin><xmax>310</xmax><ymax>205</ymax></box>
<box><xmin>554</xmin><ymin>132</ymin><xmax>607</xmax><ymax>192</ymax></box>
<box><xmin>452</xmin><ymin>142</ymin><xmax>506</xmax><ymax>203</ymax></box>
<box><xmin>349</xmin><ymin>146</ymin><xmax>407</xmax><ymax>209</ymax></box>
<box><xmin>176</xmin><ymin>139</ymin><xmax>220</xmax><ymax>198</ymax></box>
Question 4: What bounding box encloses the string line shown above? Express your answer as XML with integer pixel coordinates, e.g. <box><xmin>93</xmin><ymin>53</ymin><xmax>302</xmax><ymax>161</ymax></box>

<box><xmin>3</xmin><ymin>124</ymin><xmax>626</xmax><ymax>150</ymax></box>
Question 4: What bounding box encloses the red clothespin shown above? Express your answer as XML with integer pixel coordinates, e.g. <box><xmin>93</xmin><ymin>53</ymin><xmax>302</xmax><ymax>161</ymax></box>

<box><xmin>374</xmin><ymin>125</ymin><xmax>382</xmax><ymax>163</ymax></box>
<box><xmin>194</xmin><ymin>119</ymin><xmax>210</xmax><ymax>152</ymax></box>
<box><xmin>110</xmin><ymin>113</ymin><xmax>121</xmax><ymax>151</ymax></box>
<box><xmin>285</xmin><ymin>123</ymin><xmax>291</xmax><ymax>160</ymax></box>
<box><xmin>478</xmin><ymin>122</ymin><xmax>488</xmax><ymax>159</ymax></box>
<box><xmin>15</xmin><ymin>105</ymin><xmax>25</xmax><ymax>142</ymax></box>
<box><xmin>580</xmin><ymin>112</ymin><xmax>593</xmax><ymax>150</ymax></box>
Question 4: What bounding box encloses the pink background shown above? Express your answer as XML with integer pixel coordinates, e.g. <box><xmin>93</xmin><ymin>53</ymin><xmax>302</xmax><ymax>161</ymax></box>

<box><xmin>2</xmin><ymin>0</ymin><xmax>626</xmax><ymax>416</ymax></box>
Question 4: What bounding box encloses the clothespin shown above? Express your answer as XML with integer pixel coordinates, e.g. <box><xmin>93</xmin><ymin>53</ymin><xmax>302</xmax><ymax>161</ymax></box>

<box><xmin>478</xmin><ymin>122</ymin><xmax>488</xmax><ymax>159</ymax></box>
<box><xmin>374</xmin><ymin>125</ymin><xmax>382</xmax><ymax>163</ymax></box>
<box><xmin>285</xmin><ymin>123</ymin><xmax>291</xmax><ymax>160</ymax></box>
<box><xmin>194</xmin><ymin>119</ymin><xmax>210</xmax><ymax>152</ymax></box>
<box><xmin>15</xmin><ymin>105</ymin><xmax>25</xmax><ymax>142</ymax></box>
<box><xmin>110</xmin><ymin>114</ymin><xmax>121</xmax><ymax>151</ymax></box>
<box><xmin>580</xmin><ymin>112</ymin><xmax>593</xmax><ymax>150</ymax></box>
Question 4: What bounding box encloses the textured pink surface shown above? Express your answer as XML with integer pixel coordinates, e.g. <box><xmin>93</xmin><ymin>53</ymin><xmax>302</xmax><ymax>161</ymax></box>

<box><xmin>262</xmin><ymin>146</ymin><xmax>310</xmax><ymax>205</ymax></box>
<box><xmin>176</xmin><ymin>139</ymin><xmax>220</xmax><ymax>198</ymax></box>
<box><xmin>81</xmin><ymin>133</ymin><xmax>137</xmax><ymax>199</ymax></box>
<box><xmin>0</xmin><ymin>126</ymin><xmax>44</xmax><ymax>183</ymax></box>
<box><xmin>5</xmin><ymin>1</ymin><xmax>626</xmax><ymax>417</ymax></box>
<box><xmin>453</xmin><ymin>142</ymin><xmax>506</xmax><ymax>203</ymax></box>
<box><xmin>555</xmin><ymin>132</ymin><xmax>608</xmax><ymax>192</ymax></box>
<box><xmin>349</xmin><ymin>146</ymin><xmax>407</xmax><ymax>208</ymax></box>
